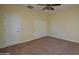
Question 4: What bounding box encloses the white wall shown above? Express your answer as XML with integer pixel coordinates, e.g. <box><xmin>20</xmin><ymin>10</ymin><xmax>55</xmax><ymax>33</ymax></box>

<box><xmin>49</xmin><ymin>7</ymin><xmax>79</xmax><ymax>43</ymax></box>
<box><xmin>0</xmin><ymin>5</ymin><xmax>49</xmax><ymax>48</ymax></box>
<box><xmin>33</xmin><ymin>19</ymin><xmax>47</xmax><ymax>38</ymax></box>
<box><xmin>0</xmin><ymin>5</ymin><xmax>79</xmax><ymax>48</ymax></box>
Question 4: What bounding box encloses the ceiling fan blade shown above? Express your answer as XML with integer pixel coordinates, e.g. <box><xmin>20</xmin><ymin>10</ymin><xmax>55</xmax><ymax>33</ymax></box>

<box><xmin>51</xmin><ymin>4</ymin><xmax>61</xmax><ymax>6</ymax></box>
<box><xmin>27</xmin><ymin>5</ymin><xmax>34</xmax><ymax>9</ymax></box>
<box><xmin>46</xmin><ymin>4</ymin><xmax>51</xmax><ymax>6</ymax></box>
<box><xmin>50</xmin><ymin>7</ymin><xmax>54</xmax><ymax>10</ymax></box>
<box><xmin>37</xmin><ymin>4</ymin><xmax>46</xmax><ymax>6</ymax></box>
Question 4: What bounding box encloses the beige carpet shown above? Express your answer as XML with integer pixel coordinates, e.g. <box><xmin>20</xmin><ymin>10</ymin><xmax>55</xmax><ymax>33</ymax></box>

<box><xmin>0</xmin><ymin>36</ymin><xmax>79</xmax><ymax>55</ymax></box>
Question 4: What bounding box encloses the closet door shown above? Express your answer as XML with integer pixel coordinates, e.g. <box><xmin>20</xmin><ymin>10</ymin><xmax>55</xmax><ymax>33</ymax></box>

<box><xmin>4</xmin><ymin>14</ymin><xmax>21</xmax><ymax>46</ymax></box>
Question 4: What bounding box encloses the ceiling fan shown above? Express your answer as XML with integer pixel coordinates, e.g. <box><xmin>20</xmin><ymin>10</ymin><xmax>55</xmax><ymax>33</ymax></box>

<box><xmin>37</xmin><ymin>4</ymin><xmax>61</xmax><ymax>11</ymax></box>
<box><xmin>27</xmin><ymin>4</ymin><xmax>61</xmax><ymax>11</ymax></box>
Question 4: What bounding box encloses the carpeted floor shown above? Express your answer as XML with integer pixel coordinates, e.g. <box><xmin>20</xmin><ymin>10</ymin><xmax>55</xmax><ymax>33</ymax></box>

<box><xmin>0</xmin><ymin>36</ymin><xmax>79</xmax><ymax>55</ymax></box>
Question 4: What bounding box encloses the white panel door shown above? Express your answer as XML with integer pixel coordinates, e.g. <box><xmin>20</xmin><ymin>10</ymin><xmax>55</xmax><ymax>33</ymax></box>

<box><xmin>4</xmin><ymin>14</ymin><xmax>21</xmax><ymax>46</ymax></box>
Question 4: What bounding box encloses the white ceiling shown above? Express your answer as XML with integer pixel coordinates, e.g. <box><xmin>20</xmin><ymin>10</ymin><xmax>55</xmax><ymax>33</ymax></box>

<box><xmin>23</xmin><ymin>4</ymin><xmax>79</xmax><ymax>13</ymax></box>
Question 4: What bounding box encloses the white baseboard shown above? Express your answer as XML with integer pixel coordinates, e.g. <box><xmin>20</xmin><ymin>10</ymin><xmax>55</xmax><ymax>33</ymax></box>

<box><xmin>49</xmin><ymin>34</ymin><xmax>79</xmax><ymax>44</ymax></box>
<box><xmin>0</xmin><ymin>35</ymin><xmax>46</xmax><ymax>49</ymax></box>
